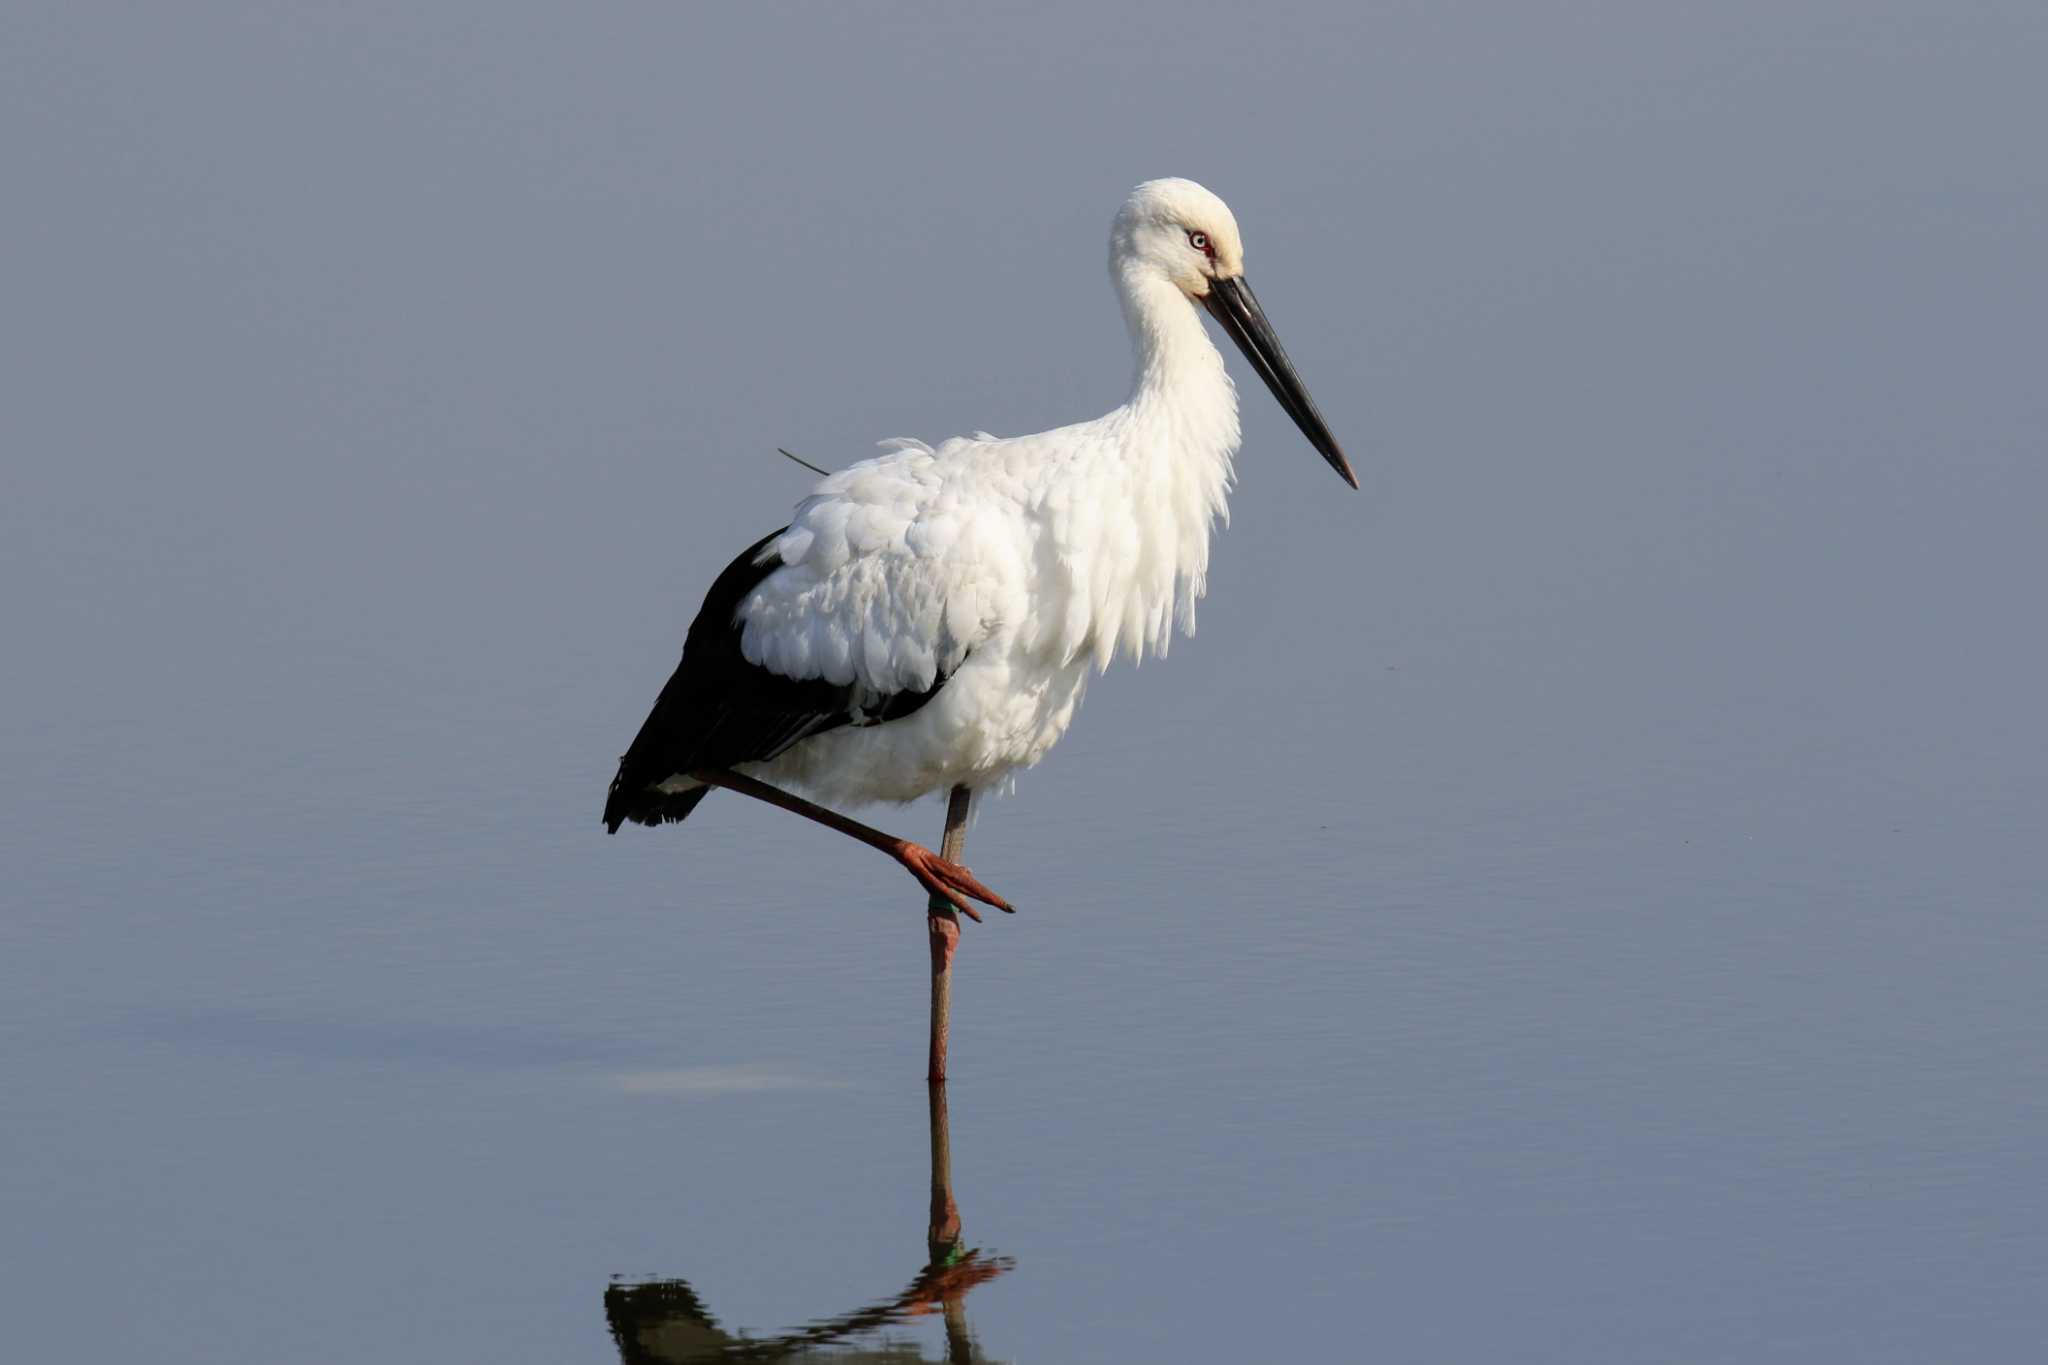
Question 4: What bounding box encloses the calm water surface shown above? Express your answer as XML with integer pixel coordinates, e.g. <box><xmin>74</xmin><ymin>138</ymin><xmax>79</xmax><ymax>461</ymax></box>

<box><xmin>7</xmin><ymin>668</ymin><xmax>2045</xmax><ymax>1361</ymax></box>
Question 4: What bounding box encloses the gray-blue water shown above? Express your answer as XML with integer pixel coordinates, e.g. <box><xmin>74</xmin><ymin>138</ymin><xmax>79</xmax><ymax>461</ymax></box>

<box><xmin>6</xmin><ymin>4</ymin><xmax>2046</xmax><ymax>1360</ymax></box>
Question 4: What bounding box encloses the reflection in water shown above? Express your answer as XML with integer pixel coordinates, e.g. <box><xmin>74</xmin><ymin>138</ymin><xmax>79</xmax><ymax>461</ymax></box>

<box><xmin>605</xmin><ymin>1083</ymin><xmax>1013</xmax><ymax>1363</ymax></box>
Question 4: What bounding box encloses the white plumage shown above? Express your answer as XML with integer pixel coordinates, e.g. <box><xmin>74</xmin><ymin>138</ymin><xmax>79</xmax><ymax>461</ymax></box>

<box><xmin>731</xmin><ymin>181</ymin><xmax>1246</xmax><ymax>806</ymax></box>
<box><xmin>614</xmin><ymin>177</ymin><xmax>1353</xmax><ymax>876</ymax></box>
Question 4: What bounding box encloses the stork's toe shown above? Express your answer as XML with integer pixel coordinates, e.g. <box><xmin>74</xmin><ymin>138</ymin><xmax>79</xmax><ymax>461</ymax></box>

<box><xmin>894</xmin><ymin>841</ymin><xmax>1013</xmax><ymax>920</ymax></box>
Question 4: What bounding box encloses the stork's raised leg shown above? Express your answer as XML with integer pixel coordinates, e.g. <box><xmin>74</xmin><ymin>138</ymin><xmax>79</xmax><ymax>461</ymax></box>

<box><xmin>688</xmin><ymin>768</ymin><xmax>1013</xmax><ymax>921</ymax></box>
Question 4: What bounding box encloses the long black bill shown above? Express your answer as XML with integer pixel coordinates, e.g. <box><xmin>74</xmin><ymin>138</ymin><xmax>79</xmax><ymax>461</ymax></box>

<box><xmin>1200</xmin><ymin>275</ymin><xmax>1358</xmax><ymax>489</ymax></box>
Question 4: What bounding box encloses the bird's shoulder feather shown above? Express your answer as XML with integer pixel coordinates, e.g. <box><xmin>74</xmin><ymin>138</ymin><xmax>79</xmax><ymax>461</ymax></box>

<box><xmin>737</xmin><ymin>437</ymin><xmax>1024</xmax><ymax>695</ymax></box>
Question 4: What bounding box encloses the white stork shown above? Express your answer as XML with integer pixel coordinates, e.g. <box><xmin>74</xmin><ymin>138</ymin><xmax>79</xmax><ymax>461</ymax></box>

<box><xmin>604</xmin><ymin>177</ymin><xmax>1355</xmax><ymax>947</ymax></box>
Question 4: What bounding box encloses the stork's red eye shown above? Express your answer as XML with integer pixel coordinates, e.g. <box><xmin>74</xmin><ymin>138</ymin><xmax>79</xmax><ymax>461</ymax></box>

<box><xmin>1187</xmin><ymin>230</ymin><xmax>1213</xmax><ymax>256</ymax></box>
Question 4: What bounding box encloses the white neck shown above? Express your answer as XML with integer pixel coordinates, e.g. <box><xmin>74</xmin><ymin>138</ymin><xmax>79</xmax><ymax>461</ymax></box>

<box><xmin>1056</xmin><ymin>262</ymin><xmax>1241</xmax><ymax>670</ymax></box>
<box><xmin>1119</xmin><ymin>265</ymin><xmax>1231</xmax><ymax>407</ymax></box>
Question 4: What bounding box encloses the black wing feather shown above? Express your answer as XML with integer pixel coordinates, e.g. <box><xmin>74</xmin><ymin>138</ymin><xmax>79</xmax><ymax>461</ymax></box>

<box><xmin>602</xmin><ymin>528</ymin><xmax>948</xmax><ymax>833</ymax></box>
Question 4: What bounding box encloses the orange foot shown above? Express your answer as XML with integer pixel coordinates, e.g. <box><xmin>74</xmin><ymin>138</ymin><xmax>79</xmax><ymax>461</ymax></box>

<box><xmin>889</xmin><ymin>840</ymin><xmax>1014</xmax><ymax>922</ymax></box>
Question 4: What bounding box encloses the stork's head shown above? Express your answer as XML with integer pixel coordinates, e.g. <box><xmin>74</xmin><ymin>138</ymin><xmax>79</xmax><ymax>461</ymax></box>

<box><xmin>1112</xmin><ymin>178</ymin><xmax>1358</xmax><ymax>489</ymax></box>
<box><xmin>1113</xmin><ymin>177</ymin><xmax>1247</xmax><ymax>294</ymax></box>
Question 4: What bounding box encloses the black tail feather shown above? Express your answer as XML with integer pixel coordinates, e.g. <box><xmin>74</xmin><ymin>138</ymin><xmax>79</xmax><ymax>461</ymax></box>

<box><xmin>603</xmin><ymin>780</ymin><xmax>712</xmax><ymax>834</ymax></box>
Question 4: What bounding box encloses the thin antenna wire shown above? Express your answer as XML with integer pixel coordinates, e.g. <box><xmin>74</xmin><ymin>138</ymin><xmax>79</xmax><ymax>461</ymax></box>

<box><xmin>776</xmin><ymin>447</ymin><xmax>833</xmax><ymax>477</ymax></box>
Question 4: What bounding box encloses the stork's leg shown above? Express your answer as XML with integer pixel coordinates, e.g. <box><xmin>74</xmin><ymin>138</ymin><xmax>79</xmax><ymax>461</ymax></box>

<box><xmin>688</xmin><ymin>767</ymin><xmax>1013</xmax><ymax>921</ymax></box>
<box><xmin>926</xmin><ymin>786</ymin><xmax>971</xmax><ymax>1081</ymax></box>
